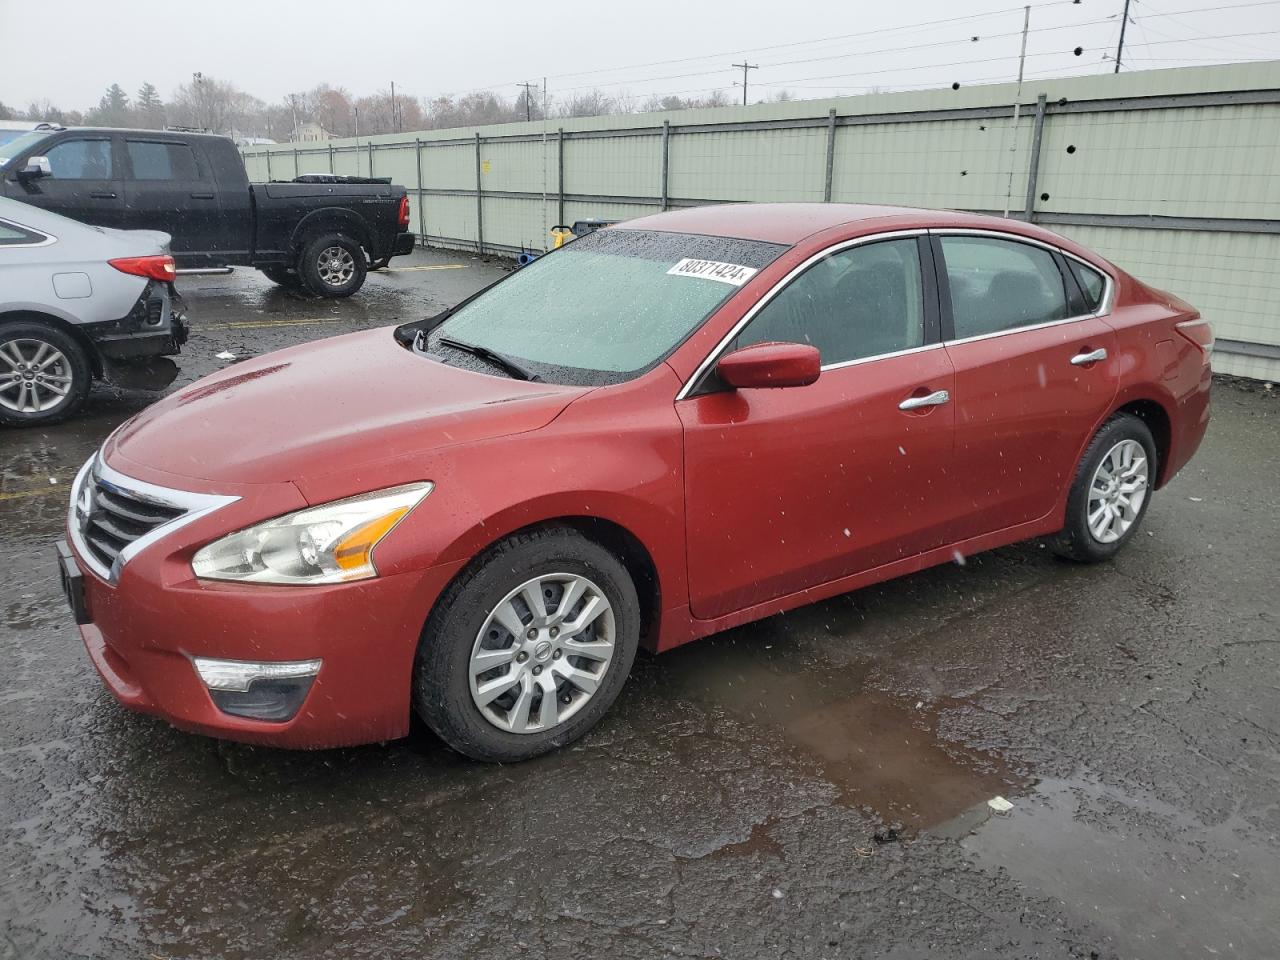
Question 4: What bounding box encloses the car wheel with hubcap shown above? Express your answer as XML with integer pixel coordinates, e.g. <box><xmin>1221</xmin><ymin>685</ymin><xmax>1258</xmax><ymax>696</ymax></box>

<box><xmin>298</xmin><ymin>232</ymin><xmax>367</xmax><ymax>298</ymax></box>
<box><xmin>414</xmin><ymin>527</ymin><xmax>640</xmax><ymax>762</ymax></box>
<box><xmin>1053</xmin><ymin>412</ymin><xmax>1157</xmax><ymax>562</ymax></box>
<box><xmin>0</xmin><ymin>322</ymin><xmax>92</xmax><ymax>427</ymax></box>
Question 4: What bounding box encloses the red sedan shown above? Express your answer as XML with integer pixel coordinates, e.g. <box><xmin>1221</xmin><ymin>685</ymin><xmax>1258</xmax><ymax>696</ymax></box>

<box><xmin>57</xmin><ymin>204</ymin><xmax>1212</xmax><ymax>760</ymax></box>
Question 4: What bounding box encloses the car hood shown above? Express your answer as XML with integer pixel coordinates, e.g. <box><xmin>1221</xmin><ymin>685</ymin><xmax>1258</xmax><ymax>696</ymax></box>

<box><xmin>107</xmin><ymin>328</ymin><xmax>585</xmax><ymax>487</ymax></box>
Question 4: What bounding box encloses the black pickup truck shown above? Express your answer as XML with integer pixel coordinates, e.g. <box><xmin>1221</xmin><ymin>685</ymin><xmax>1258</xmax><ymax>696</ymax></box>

<box><xmin>0</xmin><ymin>127</ymin><xmax>414</xmax><ymax>297</ymax></box>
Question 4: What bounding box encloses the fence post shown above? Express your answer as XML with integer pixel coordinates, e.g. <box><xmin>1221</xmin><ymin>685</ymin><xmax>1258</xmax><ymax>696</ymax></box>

<box><xmin>1023</xmin><ymin>94</ymin><xmax>1049</xmax><ymax>221</ymax></box>
<box><xmin>328</xmin><ymin>144</ymin><xmax>334</xmax><ymax>174</ymax></box>
<box><xmin>265</xmin><ymin>149</ymin><xmax>273</xmax><ymax>181</ymax></box>
<box><xmin>557</xmin><ymin>128</ymin><xmax>565</xmax><ymax>226</ymax></box>
<box><xmin>660</xmin><ymin>120</ymin><xmax>670</xmax><ymax>211</ymax></box>
<box><xmin>824</xmin><ymin>109</ymin><xmax>837</xmax><ymax>202</ymax></box>
<box><xmin>415</xmin><ymin>138</ymin><xmax>426</xmax><ymax>246</ymax></box>
<box><xmin>368</xmin><ymin>142</ymin><xmax>375</xmax><ymax>178</ymax></box>
<box><xmin>475</xmin><ymin>132</ymin><xmax>485</xmax><ymax>255</ymax></box>
<box><xmin>292</xmin><ymin>147</ymin><xmax>299</xmax><ymax>178</ymax></box>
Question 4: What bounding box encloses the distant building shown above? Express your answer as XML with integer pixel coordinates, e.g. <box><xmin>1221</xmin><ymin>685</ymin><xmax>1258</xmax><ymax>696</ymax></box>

<box><xmin>292</xmin><ymin>122</ymin><xmax>330</xmax><ymax>143</ymax></box>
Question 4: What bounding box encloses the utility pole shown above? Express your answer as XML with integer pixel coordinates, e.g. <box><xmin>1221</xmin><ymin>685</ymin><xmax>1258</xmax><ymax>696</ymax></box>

<box><xmin>1002</xmin><ymin>5</ymin><xmax>1032</xmax><ymax>218</ymax></box>
<box><xmin>1114</xmin><ymin>0</ymin><xmax>1133</xmax><ymax>73</ymax></box>
<box><xmin>517</xmin><ymin>81</ymin><xmax>539</xmax><ymax>122</ymax></box>
<box><xmin>390</xmin><ymin>80</ymin><xmax>399</xmax><ymax>132</ymax></box>
<box><xmin>732</xmin><ymin>61</ymin><xmax>758</xmax><ymax>106</ymax></box>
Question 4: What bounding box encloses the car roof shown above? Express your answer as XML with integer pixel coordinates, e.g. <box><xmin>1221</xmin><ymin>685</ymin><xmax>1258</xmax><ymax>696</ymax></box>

<box><xmin>613</xmin><ymin>202</ymin><xmax>1075</xmax><ymax>248</ymax></box>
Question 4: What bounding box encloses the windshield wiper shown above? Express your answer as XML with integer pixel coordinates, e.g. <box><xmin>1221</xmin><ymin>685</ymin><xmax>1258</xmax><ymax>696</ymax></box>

<box><xmin>436</xmin><ymin>336</ymin><xmax>541</xmax><ymax>382</ymax></box>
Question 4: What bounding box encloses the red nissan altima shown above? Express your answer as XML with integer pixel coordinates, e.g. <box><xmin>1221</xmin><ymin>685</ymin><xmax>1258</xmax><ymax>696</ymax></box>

<box><xmin>57</xmin><ymin>203</ymin><xmax>1212</xmax><ymax>760</ymax></box>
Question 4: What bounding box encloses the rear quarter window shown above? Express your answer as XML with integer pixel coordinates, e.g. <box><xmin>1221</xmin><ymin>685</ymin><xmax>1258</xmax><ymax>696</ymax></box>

<box><xmin>1068</xmin><ymin>260</ymin><xmax>1107</xmax><ymax>312</ymax></box>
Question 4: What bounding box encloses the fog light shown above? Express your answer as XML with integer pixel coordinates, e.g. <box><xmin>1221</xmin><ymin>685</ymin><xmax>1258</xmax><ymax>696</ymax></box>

<box><xmin>194</xmin><ymin>657</ymin><xmax>321</xmax><ymax>722</ymax></box>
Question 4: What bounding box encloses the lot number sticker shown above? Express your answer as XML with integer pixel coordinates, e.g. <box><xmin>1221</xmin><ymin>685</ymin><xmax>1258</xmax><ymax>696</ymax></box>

<box><xmin>667</xmin><ymin>258</ymin><xmax>758</xmax><ymax>286</ymax></box>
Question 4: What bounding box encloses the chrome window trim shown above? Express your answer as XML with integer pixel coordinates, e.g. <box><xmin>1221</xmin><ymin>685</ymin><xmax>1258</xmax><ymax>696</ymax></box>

<box><xmin>929</xmin><ymin>227</ymin><xmax>1116</xmax><ymax>323</ymax></box>
<box><xmin>675</xmin><ymin>228</ymin><xmax>929</xmax><ymax>401</ymax></box>
<box><xmin>68</xmin><ymin>452</ymin><xmax>240</xmax><ymax>583</ymax></box>
<box><xmin>0</xmin><ymin>217</ymin><xmax>55</xmax><ymax>248</ymax></box>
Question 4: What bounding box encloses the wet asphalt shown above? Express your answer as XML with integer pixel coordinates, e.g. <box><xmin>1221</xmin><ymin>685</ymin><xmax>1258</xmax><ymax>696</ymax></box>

<box><xmin>1</xmin><ymin>250</ymin><xmax>1278</xmax><ymax>959</ymax></box>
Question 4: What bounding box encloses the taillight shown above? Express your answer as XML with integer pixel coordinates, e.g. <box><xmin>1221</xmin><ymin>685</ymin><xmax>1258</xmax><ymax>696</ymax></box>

<box><xmin>109</xmin><ymin>255</ymin><xmax>177</xmax><ymax>283</ymax></box>
<box><xmin>397</xmin><ymin>195</ymin><xmax>410</xmax><ymax>229</ymax></box>
<box><xmin>1175</xmin><ymin>317</ymin><xmax>1213</xmax><ymax>355</ymax></box>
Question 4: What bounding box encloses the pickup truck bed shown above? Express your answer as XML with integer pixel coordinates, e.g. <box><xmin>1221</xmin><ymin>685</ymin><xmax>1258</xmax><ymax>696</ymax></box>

<box><xmin>0</xmin><ymin>127</ymin><xmax>415</xmax><ymax>297</ymax></box>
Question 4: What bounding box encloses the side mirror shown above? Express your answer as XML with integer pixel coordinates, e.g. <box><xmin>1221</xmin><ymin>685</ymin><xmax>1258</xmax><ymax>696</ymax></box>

<box><xmin>17</xmin><ymin>156</ymin><xmax>51</xmax><ymax>181</ymax></box>
<box><xmin>716</xmin><ymin>341</ymin><xmax>821</xmax><ymax>390</ymax></box>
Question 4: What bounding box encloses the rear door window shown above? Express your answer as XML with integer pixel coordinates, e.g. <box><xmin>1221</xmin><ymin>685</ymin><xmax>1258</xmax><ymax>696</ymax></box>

<box><xmin>939</xmin><ymin>235</ymin><xmax>1069</xmax><ymax>340</ymax></box>
<box><xmin>43</xmin><ymin>138</ymin><xmax>115</xmax><ymax>179</ymax></box>
<box><xmin>126</xmin><ymin>140</ymin><xmax>202</xmax><ymax>181</ymax></box>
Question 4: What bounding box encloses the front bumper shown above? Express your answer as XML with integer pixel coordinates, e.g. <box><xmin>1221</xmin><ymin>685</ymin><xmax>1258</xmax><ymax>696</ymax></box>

<box><xmin>60</xmin><ymin>467</ymin><xmax>465</xmax><ymax>749</ymax></box>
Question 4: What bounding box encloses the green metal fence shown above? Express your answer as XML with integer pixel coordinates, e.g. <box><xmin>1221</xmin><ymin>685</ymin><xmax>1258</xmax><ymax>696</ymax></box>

<box><xmin>242</xmin><ymin>61</ymin><xmax>1280</xmax><ymax>381</ymax></box>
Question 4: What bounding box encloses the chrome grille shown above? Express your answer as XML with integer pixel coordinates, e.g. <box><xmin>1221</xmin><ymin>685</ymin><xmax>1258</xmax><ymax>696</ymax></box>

<box><xmin>81</xmin><ymin>479</ymin><xmax>186</xmax><ymax>571</ymax></box>
<box><xmin>68</xmin><ymin>454</ymin><xmax>240</xmax><ymax>582</ymax></box>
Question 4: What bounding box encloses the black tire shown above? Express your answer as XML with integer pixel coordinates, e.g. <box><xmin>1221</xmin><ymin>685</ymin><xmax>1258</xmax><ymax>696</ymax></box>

<box><xmin>1052</xmin><ymin>412</ymin><xmax>1158</xmax><ymax>563</ymax></box>
<box><xmin>0</xmin><ymin>321</ymin><xmax>92</xmax><ymax>427</ymax></box>
<box><xmin>414</xmin><ymin>526</ymin><xmax>640</xmax><ymax>762</ymax></box>
<box><xmin>298</xmin><ymin>232</ymin><xmax>367</xmax><ymax>298</ymax></box>
<box><xmin>368</xmin><ymin>257</ymin><xmax>391</xmax><ymax>271</ymax></box>
<box><xmin>260</xmin><ymin>265</ymin><xmax>300</xmax><ymax>287</ymax></box>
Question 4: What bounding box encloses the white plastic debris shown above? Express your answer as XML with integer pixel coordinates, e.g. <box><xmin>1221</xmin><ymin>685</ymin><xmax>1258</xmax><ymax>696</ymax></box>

<box><xmin>48</xmin><ymin>478</ymin><xmax>58</xmax><ymax>485</ymax></box>
<box><xmin>771</xmin><ymin>889</ymin><xmax>783</xmax><ymax>899</ymax></box>
<box><xmin>215</xmin><ymin>351</ymin><xmax>236</xmax><ymax>360</ymax></box>
<box><xmin>987</xmin><ymin>796</ymin><xmax>1014</xmax><ymax>814</ymax></box>
<box><xmin>1188</xmin><ymin>496</ymin><xmax>1203</xmax><ymax>502</ymax></box>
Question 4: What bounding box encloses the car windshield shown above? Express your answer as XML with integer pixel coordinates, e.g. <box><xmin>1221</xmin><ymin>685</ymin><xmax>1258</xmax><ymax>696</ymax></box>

<box><xmin>426</xmin><ymin>229</ymin><xmax>786</xmax><ymax>386</ymax></box>
<box><xmin>0</xmin><ymin>131</ymin><xmax>52</xmax><ymax>167</ymax></box>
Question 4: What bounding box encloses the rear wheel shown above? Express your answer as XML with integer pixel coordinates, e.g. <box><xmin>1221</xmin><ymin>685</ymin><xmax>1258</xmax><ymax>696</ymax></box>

<box><xmin>414</xmin><ymin>527</ymin><xmax>640</xmax><ymax>762</ymax></box>
<box><xmin>298</xmin><ymin>232</ymin><xmax>367</xmax><ymax>298</ymax></box>
<box><xmin>1053</xmin><ymin>413</ymin><xmax>1157</xmax><ymax>562</ymax></box>
<box><xmin>0</xmin><ymin>322</ymin><xmax>92</xmax><ymax>427</ymax></box>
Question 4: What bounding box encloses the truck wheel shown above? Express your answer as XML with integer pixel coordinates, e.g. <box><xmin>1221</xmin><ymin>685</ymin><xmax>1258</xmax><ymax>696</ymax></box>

<box><xmin>298</xmin><ymin>232</ymin><xmax>367</xmax><ymax>298</ymax></box>
<box><xmin>0</xmin><ymin>321</ymin><xmax>92</xmax><ymax>427</ymax></box>
<box><xmin>261</xmin><ymin>266</ymin><xmax>300</xmax><ymax>287</ymax></box>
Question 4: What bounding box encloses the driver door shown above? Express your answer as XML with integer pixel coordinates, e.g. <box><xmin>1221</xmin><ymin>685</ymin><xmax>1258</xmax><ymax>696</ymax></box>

<box><xmin>8</xmin><ymin>134</ymin><xmax>127</xmax><ymax>229</ymax></box>
<box><xmin>678</xmin><ymin>235</ymin><xmax>956</xmax><ymax>620</ymax></box>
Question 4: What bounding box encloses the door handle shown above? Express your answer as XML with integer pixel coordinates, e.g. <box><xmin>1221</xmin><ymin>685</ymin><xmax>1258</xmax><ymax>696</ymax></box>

<box><xmin>89</xmin><ymin>191</ymin><xmax>117</xmax><ymax>199</ymax></box>
<box><xmin>190</xmin><ymin>191</ymin><xmax>215</xmax><ymax>199</ymax></box>
<box><xmin>899</xmin><ymin>389</ymin><xmax>950</xmax><ymax>411</ymax></box>
<box><xmin>1070</xmin><ymin>347</ymin><xmax>1108</xmax><ymax>366</ymax></box>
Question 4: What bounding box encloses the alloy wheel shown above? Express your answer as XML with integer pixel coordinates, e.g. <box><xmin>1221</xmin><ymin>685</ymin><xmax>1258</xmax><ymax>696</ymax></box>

<box><xmin>468</xmin><ymin>573</ymin><xmax>616</xmax><ymax>734</ymax></box>
<box><xmin>0</xmin><ymin>338</ymin><xmax>74</xmax><ymax>414</ymax></box>
<box><xmin>1087</xmin><ymin>439</ymin><xmax>1149</xmax><ymax>543</ymax></box>
<box><xmin>316</xmin><ymin>245</ymin><xmax>356</xmax><ymax>286</ymax></box>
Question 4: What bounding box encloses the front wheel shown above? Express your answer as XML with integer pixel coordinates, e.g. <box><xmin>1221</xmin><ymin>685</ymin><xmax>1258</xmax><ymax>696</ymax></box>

<box><xmin>298</xmin><ymin>232</ymin><xmax>367</xmax><ymax>298</ymax></box>
<box><xmin>1053</xmin><ymin>412</ymin><xmax>1157</xmax><ymax>562</ymax></box>
<box><xmin>414</xmin><ymin>527</ymin><xmax>640</xmax><ymax>762</ymax></box>
<box><xmin>0</xmin><ymin>322</ymin><xmax>92</xmax><ymax>427</ymax></box>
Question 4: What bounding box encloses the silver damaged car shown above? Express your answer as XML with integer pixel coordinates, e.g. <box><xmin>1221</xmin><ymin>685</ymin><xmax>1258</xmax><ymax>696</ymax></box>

<box><xmin>0</xmin><ymin>196</ymin><xmax>188</xmax><ymax>426</ymax></box>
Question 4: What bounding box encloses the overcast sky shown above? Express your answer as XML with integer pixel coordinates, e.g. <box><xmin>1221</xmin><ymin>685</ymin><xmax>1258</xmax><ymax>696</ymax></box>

<box><xmin>2</xmin><ymin>0</ymin><xmax>1277</xmax><ymax>111</ymax></box>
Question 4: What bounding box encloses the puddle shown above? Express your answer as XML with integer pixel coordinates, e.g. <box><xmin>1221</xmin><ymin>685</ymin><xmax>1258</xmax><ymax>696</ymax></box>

<box><xmin>963</xmin><ymin>776</ymin><xmax>1276</xmax><ymax>958</ymax></box>
<box><xmin>660</xmin><ymin>632</ymin><xmax>1026</xmax><ymax>832</ymax></box>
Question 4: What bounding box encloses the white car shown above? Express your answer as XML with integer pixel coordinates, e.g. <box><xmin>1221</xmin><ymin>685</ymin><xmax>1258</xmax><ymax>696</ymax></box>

<box><xmin>0</xmin><ymin>196</ymin><xmax>188</xmax><ymax>426</ymax></box>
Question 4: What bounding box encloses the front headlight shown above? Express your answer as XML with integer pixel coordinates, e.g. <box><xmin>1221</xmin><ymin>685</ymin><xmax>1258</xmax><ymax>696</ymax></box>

<box><xmin>192</xmin><ymin>482</ymin><xmax>432</xmax><ymax>585</ymax></box>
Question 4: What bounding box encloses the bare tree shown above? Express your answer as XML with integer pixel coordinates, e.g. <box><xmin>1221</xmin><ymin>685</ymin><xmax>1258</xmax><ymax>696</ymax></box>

<box><xmin>170</xmin><ymin>74</ymin><xmax>240</xmax><ymax>134</ymax></box>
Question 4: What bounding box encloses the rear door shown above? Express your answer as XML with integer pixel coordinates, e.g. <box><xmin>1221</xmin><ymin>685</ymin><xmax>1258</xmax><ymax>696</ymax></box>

<box><xmin>934</xmin><ymin>231</ymin><xmax>1118</xmax><ymax>542</ymax></box>
<box><xmin>122</xmin><ymin>137</ymin><xmax>223</xmax><ymax>264</ymax></box>
<box><xmin>6</xmin><ymin>133</ymin><xmax>126</xmax><ymax>228</ymax></box>
<box><xmin>679</xmin><ymin>234</ymin><xmax>956</xmax><ymax>620</ymax></box>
